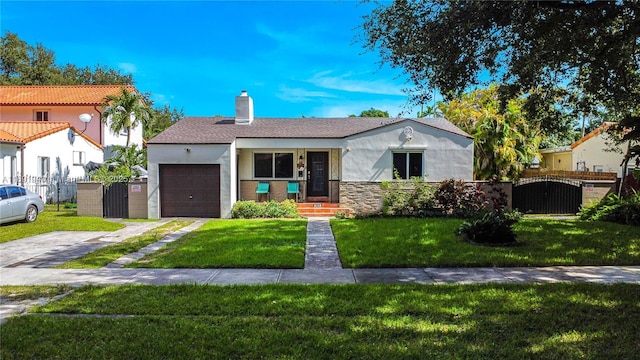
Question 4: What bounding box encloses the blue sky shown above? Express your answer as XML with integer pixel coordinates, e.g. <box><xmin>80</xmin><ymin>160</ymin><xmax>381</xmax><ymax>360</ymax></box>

<box><xmin>1</xmin><ymin>0</ymin><xmax>433</xmax><ymax>118</ymax></box>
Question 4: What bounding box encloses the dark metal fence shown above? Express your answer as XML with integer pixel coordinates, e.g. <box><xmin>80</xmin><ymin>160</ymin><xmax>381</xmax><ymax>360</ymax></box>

<box><xmin>513</xmin><ymin>176</ymin><xmax>583</xmax><ymax>214</ymax></box>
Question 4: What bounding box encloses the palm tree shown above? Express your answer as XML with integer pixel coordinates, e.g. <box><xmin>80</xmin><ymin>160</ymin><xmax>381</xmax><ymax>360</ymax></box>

<box><xmin>438</xmin><ymin>85</ymin><xmax>542</xmax><ymax>180</ymax></box>
<box><xmin>102</xmin><ymin>87</ymin><xmax>151</xmax><ymax>148</ymax></box>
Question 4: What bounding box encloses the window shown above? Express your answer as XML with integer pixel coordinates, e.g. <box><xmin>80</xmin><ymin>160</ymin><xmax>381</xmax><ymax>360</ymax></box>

<box><xmin>73</xmin><ymin>151</ymin><xmax>85</xmax><ymax>165</ymax></box>
<box><xmin>392</xmin><ymin>152</ymin><xmax>423</xmax><ymax>180</ymax></box>
<box><xmin>38</xmin><ymin>157</ymin><xmax>50</xmax><ymax>177</ymax></box>
<box><xmin>34</xmin><ymin>110</ymin><xmax>49</xmax><ymax>121</ymax></box>
<box><xmin>254</xmin><ymin>152</ymin><xmax>294</xmax><ymax>179</ymax></box>
<box><xmin>8</xmin><ymin>186</ymin><xmax>25</xmax><ymax>198</ymax></box>
<box><xmin>0</xmin><ymin>187</ymin><xmax>7</xmax><ymax>200</ymax></box>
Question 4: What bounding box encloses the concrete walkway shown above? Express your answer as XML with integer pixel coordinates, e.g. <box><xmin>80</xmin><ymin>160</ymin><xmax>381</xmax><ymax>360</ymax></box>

<box><xmin>1</xmin><ymin>217</ymin><xmax>638</xmax><ymax>286</ymax></box>
<box><xmin>0</xmin><ymin>218</ymin><xmax>640</xmax><ymax>285</ymax></box>
<box><xmin>1</xmin><ymin>217</ymin><xmax>639</xmax><ymax>322</ymax></box>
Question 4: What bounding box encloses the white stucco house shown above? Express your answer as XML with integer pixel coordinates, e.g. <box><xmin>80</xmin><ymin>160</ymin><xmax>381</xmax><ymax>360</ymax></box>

<box><xmin>0</xmin><ymin>85</ymin><xmax>145</xmax><ymax>164</ymax></box>
<box><xmin>0</xmin><ymin>122</ymin><xmax>103</xmax><ymax>201</ymax></box>
<box><xmin>147</xmin><ymin>91</ymin><xmax>474</xmax><ymax>218</ymax></box>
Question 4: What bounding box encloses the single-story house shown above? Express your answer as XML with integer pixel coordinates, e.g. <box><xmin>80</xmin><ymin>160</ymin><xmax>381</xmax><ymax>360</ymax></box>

<box><xmin>540</xmin><ymin>122</ymin><xmax>634</xmax><ymax>177</ymax></box>
<box><xmin>147</xmin><ymin>91</ymin><xmax>474</xmax><ymax>218</ymax></box>
<box><xmin>0</xmin><ymin>122</ymin><xmax>103</xmax><ymax>201</ymax></box>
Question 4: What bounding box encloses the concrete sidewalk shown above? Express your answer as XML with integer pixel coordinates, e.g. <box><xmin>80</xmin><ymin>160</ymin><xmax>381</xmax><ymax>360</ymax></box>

<box><xmin>1</xmin><ymin>265</ymin><xmax>638</xmax><ymax>286</ymax></box>
<box><xmin>1</xmin><ymin>217</ymin><xmax>638</xmax><ymax>286</ymax></box>
<box><xmin>1</xmin><ymin>217</ymin><xmax>639</xmax><ymax>322</ymax></box>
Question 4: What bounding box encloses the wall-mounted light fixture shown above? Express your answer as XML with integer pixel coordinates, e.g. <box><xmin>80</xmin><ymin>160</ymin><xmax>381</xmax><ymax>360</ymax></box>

<box><xmin>297</xmin><ymin>154</ymin><xmax>305</xmax><ymax>177</ymax></box>
<box><xmin>78</xmin><ymin>113</ymin><xmax>93</xmax><ymax>134</ymax></box>
<box><xmin>185</xmin><ymin>147</ymin><xmax>192</xmax><ymax>153</ymax></box>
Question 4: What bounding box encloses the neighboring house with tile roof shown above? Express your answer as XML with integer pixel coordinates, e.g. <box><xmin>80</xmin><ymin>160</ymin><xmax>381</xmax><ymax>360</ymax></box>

<box><xmin>540</xmin><ymin>122</ymin><xmax>632</xmax><ymax>177</ymax></box>
<box><xmin>0</xmin><ymin>85</ymin><xmax>144</xmax><ymax>160</ymax></box>
<box><xmin>0</xmin><ymin>122</ymin><xmax>103</xmax><ymax>200</ymax></box>
<box><xmin>147</xmin><ymin>91</ymin><xmax>474</xmax><ymax>218</ymax></box>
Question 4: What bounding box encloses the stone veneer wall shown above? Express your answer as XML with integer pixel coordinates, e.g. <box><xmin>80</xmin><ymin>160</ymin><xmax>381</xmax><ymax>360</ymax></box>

<box><xmin>77</xmin><ymin>182</ymin><xmax>103</xmax><ymax>217</ymax></box>
<box><xmin>339</xmin><ymin>182</ymin><xmax>386</xmax><ymax>214</ymax></box>
<box><xmin>340</xmin><ymin>181</ymin><xmax>514</xmax><ymax>215</ymax></box>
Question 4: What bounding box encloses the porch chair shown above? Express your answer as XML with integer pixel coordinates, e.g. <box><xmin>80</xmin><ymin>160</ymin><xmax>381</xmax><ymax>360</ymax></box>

<box><xmin>287</xmin><ymin>181</ymin><xmax>300</xmax><ymax>202</ymax></box>
<box><xmin>256</xmin><ymin>182</ymin><xmax>270</xmax><ymax>202</ymax></box>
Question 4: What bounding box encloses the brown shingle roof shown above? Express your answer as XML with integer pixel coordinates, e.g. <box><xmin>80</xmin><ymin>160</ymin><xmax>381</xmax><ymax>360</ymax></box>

<box><xmin>0</xmin><ymin>122</ymin><xmax>102</xmax><ymax>148</ymax></box>
<box><xmin>0</xmin><ymin>85</ymin><xmax>137</xmax><ymax>105</ymax></box>
<box><xmin>148</xmin><ymin>117</ymin><xmax>472</xmax><ymax>144</ymax></box>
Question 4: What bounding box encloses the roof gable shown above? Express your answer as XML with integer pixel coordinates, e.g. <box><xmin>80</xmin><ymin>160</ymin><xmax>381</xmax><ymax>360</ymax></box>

<box><xmin>148</xmin><ymin>116</ymin><xmax>472</xmax><ymax>145</ymax></box>
<box><xmin>0</xmin><ymin>122</ymin><xmax>102</xmax><ymax>149</ymax></box>
<box><xmin>0</xmin><ymin>85</ymin><xmax>137</xmax><ymax>106</ymax></box>
<box><xmin>571</xmin><ymin>122</ymin><xmax>616</xmax><ymax>149</ymax></box>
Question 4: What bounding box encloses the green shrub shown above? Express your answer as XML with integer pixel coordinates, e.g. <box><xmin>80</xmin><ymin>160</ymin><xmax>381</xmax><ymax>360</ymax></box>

<box><xmin>231</xmin><ymin>201</ymin><xmax>265</xmax><ymax>219</ymax></box>
<box><xmin>456</xmin><ymin>210</ymin><xmax>520</xmax><ymax>245</ymax></box>
<box><xmin>381</xmin><ymin>177</ymin><xmax>438</xmax><ymax>217</ymax></box>
<box><xmin>434</xmin><ymin>179</ymin><xmax>487</xmax><ymax>218</ymax></box>
<box><xmin>280</xmin><ymin>199</ymin><xmax>300</xmax><ymax>218</ymax></box>
<box><xmin>578</xmin><ymin>192</ymin><xmax>640</xmax><ymax>226</ymax></box>
<box><xmin>231</xmin><ymin>200</ymin><xmax>300</xmax><ymax>219</ymax></box>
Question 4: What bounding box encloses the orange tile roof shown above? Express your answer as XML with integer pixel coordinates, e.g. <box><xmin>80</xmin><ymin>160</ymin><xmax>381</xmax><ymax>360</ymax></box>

<box><xmin>0</xmin><ymin>129</ymin><xmax>21</xmax><ymax>143</ymax></box>
<box><xmin>571</xmin><ymin>122</ymin><xmax>616</xmax><ymax>149</ymax></box>
<box><xmin>0</xmin><ymin>85</ymin><xmax>137</xmax><ymax>105</ymax></box>
<box><xmin>0</xmin><ymin>122</ymin><xmax>102</xmax><ymax>149</ymax></box>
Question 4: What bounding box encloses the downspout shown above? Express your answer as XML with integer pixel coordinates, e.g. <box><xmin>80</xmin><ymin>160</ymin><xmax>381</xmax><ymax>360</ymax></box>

<box><xmin>94</xmin><ymin>105</ymin><xmax>103</xmax><ymax>146</ymax></box>
<box><xmin>19</xmin><ymin>143</ymin><xmax>25</xmax><ymax>186</ymax></box>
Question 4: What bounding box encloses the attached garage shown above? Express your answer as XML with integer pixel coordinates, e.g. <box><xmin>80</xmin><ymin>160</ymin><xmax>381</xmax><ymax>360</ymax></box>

<box><xmin>159</xmin><ymin>164</ymin><xmax>220</xmax><ymax>218</ymax></box>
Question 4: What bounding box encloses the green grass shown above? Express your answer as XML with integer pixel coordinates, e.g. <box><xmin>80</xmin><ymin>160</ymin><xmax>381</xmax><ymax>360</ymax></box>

<box><xmin>130</xmin><ymin>219</ymin><xmax>307</xmax><ymax>269</ymax></box>
<box><xmin>0</xmin><ymin>208</ymin><xmax>124</xmax><ymax>244</ymax></box>
<box><xmin>1</xmin><ymin>283</ymin><xmax>637</xmax><ymax>359</ymax></box>
<box><xmin>56</xmin><ymin>220</ymin><xmax>194</xmax><ymax>269</ymax></box>
<box><xmin>0</xmin><ymin>285</ymin><xmax>72</xmax><ymax>302</ymax></box>
<box><xmin>331</xmin><ymin>218</ymin><xmax>640</xmax><ymax>267</ymax></box>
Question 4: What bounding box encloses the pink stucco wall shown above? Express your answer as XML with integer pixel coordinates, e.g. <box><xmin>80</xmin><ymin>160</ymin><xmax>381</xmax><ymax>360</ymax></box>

<box><xmin>0</xmin><ymin>105</ymin><xmax>103</xmax><ymax>144</ymax></box>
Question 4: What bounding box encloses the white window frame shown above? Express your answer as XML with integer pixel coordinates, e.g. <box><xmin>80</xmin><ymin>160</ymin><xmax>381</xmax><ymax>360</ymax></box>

<box><xmin>34</xmin><ymin>110</ymin><xmax>49</xmax><ymax>121</ymax></box>
<box><xmin>253</xmin><ymin>152</ymin><xmax>295</xmax><ymax>179</ymax></box>
<box><xmin>73</xmin><ymin>151</ymin><xmax>86</xmax><ymax>166</ymax></box>
<box><xmin>392</xmin><ymin>151</ymin><xmax>424</xmax><ymax>180</ymax></box>
<box><xmin>37</xmin><ymin>156</ymin><xmax>50</xmax><ymax>178</ymax></box>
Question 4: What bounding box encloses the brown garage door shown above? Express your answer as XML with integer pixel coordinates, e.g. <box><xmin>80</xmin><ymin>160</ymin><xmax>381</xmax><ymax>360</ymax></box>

<box><xmin>160</xmin><ymin>164</ymin><xmax>220</xmax><ymax>218</ymax></box>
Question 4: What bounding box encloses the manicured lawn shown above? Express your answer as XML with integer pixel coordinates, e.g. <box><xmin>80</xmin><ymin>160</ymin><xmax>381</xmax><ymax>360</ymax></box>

<box><xmin>130</xmin><ymin>219</ymin><xmax>307</xmax><ymax>268</ymax></box>
<box><xmin>0</xmin><ymin>208</ymin><xmax>124</xmax><ymax>244</ymax></box>
<box><xmin>331</xmin><ymin>218</ymin><xmax>640</xmax><ymax>267</ymax></box>
<box><xmin>0</xmin><ymin>285</ymin><xmax>72</xmax><ymax>302</ymax></box>
<box><xmin>57</xmin><ymin>220</ymin><xmax>194</xmax><ymax>269</ymax></box>
<box><xmin>1</xmin><ymin>283</ymin><xmax>637</xmax><ymax>359</ymax></box>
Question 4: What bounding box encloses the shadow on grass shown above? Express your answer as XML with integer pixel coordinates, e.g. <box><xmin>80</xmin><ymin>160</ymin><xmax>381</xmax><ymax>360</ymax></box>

<box><xmin>128</xmin><ymin>219</ymin><xmax>308</xmax><ymax>269</ymax></box>
<box><xmin>2</xmin><ymin>283</ymin><xmax>637</xmax><ymax>359</ymax></box>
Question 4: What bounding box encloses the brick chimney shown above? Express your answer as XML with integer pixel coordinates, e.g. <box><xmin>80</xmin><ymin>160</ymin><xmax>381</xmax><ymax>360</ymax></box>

<box><xmin>235</xmin><ymin>90</ymin><xmax>254</xmax><ymax>124</ymax></box>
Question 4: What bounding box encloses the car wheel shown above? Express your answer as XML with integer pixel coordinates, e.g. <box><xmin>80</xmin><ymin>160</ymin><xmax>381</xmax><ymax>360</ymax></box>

<box><xmin>25</xmin><ymin>205</ymin><xmax>38</xmax><ymax>223</ymax></box>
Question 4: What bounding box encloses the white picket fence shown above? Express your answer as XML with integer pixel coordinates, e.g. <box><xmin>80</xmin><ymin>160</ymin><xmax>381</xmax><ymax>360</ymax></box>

<box><xmin>2</xmin><ymin>175</ymin><xmax>92</xmax><ymax>204</ymax></box>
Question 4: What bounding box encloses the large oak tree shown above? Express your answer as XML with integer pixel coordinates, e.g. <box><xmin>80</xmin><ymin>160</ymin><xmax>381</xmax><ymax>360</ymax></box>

<box><xmin>361</xmin><ymin>1</ymin><xmax>640</xmax><ymax>146</ymax></box>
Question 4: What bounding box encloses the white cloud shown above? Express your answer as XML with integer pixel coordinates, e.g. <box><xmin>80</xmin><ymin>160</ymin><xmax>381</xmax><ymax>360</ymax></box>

<box><xmin>308</xmin><ymin>70</ymin><xmax>406</xmax><ymax>96</ymax></box>
<box><xmin>118</xmin><ymin>62</ymin><xmax>138</xmax><ymax>74</ymax></box>
<box><xmin>275</xmin><ymin>85</ymin><xmax>336</xmax><ymax>103</ymax></box>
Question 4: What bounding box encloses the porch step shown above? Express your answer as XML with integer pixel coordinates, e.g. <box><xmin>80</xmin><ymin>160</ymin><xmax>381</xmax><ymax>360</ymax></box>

<box><xmin>296</xmin><ymin>203</ymin><xmax>350</xmax><ymax>218</ymax></box>
<box><xmin>305</xmin><ymin>196</ymin><xmax>330</xmax><ymax>203</ymax></box>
